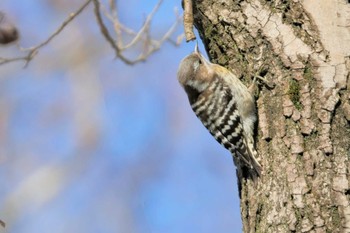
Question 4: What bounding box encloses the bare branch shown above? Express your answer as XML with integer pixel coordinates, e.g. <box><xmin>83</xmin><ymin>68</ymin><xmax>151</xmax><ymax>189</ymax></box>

<box><xmin>93</xmin><ymin>0</ymin><xmax>182</xmax><ymax>65</ymax></box>
<box><xmin>183</xmin><ymin>0</ymin><xmax>196</xmax><ymax>42</ymax></box>
<box><xmin>108</xmin><ymin>0</ymin><xmax>123</xmax><ymax>47</ymax></box>
<box><xmin>93</xmin><ymin>0</ymin><xmax>135</xmax><ymax>64</ymax></box>
<box><xmin>123</xmin><ymin>0</ymin><xmax>163</xmax><ymax>50</ymax></box>
<box><xmin>136</xmin><ymin>8</ymin><xmax>181</xmax><ymax>61</ymax></box>
<box><xmin>25</xmin><ymin>0</ymin><xmax>92</xmax><ymax>53</ymax></box>
<box><xmin>0</xmin><ymin>0</ymin><xmax>92</xmax><ymax>66</ymax></box>
<box><xmin>0</xmin><ymin>0</ymin><xmax>182</xmax><ymax>67</ymax></box>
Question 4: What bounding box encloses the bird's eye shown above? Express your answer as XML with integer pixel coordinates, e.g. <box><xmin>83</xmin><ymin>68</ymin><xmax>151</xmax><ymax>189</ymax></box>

<box><xmin>198</xmin><ymin>59</ymin><xmax>202</xmax><ymax>64</ymax></box>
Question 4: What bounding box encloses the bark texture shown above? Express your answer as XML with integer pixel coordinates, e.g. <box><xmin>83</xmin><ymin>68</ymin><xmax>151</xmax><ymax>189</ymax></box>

<box><xmin>192</xmin><ymin>0</ymin><xmax>350</xmax><ymax>232</ymax></box>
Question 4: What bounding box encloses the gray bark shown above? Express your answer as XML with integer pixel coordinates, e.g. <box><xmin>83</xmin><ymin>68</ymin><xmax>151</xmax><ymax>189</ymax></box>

<box><xmin>192</xmin><ymin>0</ymin><xmax>350</xmax><ymax>232</ymax></box>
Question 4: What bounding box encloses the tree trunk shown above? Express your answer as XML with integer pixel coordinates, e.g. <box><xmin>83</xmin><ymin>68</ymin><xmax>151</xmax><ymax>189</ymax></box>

<box><xmin>192</xmin><ymin>0</ymin><xmax>350</xmax><ymax>232</ymax></box>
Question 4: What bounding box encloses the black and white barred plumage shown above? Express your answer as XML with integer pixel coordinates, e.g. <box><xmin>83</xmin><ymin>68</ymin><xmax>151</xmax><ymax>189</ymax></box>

<box><xmin>177</xmin><ymin>44</ymin><xmax>262</xmax><ymax>178</ymax></box>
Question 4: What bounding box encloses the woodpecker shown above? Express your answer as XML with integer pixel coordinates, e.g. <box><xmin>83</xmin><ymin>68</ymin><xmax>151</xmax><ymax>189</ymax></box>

<box><xmin>177</xmin><ymin>44</ymin><xmax>261</xmax><ymax>179</ymax></box>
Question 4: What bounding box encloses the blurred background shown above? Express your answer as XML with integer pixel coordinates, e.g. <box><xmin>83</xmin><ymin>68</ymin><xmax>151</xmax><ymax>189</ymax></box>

<box><xmin>0</xmin><ymin>0</ymin><xmax>241</xmax><ymax>232</ymax></box>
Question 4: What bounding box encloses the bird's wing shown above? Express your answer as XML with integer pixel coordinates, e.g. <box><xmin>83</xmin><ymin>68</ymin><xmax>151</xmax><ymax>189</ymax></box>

<box><xmin>190</xmin><ymin>82</ymin><xmax>254</xmax><ymax>169</ymax></box>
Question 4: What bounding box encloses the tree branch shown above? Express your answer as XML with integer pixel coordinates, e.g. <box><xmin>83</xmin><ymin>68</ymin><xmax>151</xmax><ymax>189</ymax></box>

<box><xmin>0</xmin><ymin>0</ymin><xmax>92</xmax><ymax>67</ymax></box>
<box><xmin>93</xmin><ymin>0</ymin><xmax>182</xmax><ymax>65</ymax></box>
<box><xmin>183</xmin><ymin>0</ymin><xmax>196</xmax><ymax>42</ymax></box>
<box><xmin>1</xmin><ymin>0</ymin><xmax>182</xmax><ymax>67</ymax></box>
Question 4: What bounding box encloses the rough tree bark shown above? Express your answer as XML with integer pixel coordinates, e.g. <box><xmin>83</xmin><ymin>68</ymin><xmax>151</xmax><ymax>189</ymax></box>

<box><xmin>192</xmin><ymin>0</ymin><xmax>350</xmax><ymax>232</ymax></box>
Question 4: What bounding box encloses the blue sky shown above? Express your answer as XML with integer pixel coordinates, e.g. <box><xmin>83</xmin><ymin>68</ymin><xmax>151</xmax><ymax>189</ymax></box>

<box><xmin>0</xmin><ymin>1</ymin><xmax>242</xmax><ymax>232</ymax></box>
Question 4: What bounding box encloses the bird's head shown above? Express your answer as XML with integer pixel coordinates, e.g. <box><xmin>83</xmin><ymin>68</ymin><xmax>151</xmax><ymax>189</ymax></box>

<box><xmin>177</xmin><ymin>43</ymin><xmax>214</xmax><ymax>91</ymax></box>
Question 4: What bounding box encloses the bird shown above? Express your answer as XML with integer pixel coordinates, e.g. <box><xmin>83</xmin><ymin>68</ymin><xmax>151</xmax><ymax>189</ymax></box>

<box><xmin>177</xmin><ymin>43</ymin><xmax>262</xmax><ymax>179</ymax></box>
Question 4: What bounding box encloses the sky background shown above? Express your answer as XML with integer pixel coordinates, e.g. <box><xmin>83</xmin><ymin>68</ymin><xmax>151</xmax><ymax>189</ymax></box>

<box><xmin>0</xmin><ymin>1</ymin><xmax>242</xmax><ymax>232</ymax></box>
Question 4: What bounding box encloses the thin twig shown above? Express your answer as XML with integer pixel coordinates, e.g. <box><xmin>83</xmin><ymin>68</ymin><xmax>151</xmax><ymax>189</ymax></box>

<box><xmin>0</xmin><ymin>0</ymin><xmax>92</xmax><ymax>67</ymax></box>
<box><xmin>123</xmin><ymin>0</ymin><xmax>163</xmax><ymax>50</ymax></box>
<box><xmin>24</xmin><ymin>0</ymin><xmax>92</xmax><ymax>53</ymax></box>
<box><xmin>135</xmin><ymin>9</ymin><xmax>182</xmax><ymax>61</ymax></box>
<box><xmin>93</xmin><ymin>0</ymin><xmax>182</xmax><ymax>65</ymax></box>
<box><xmin>93</xmin><ymin>0</ymin><xmax>135</xmax><ymax>64</ymax></box>
<box><xmin>99</xmin><ymin>3</ymin><xmax>136</xmax><ymax>38</ymax></box>
<box><xmin>108</xmin><ymin>0</ymin><xmax>123</xmax><ymax>47</ymax></box>
<box><xmin>1</xmin><ymin>0</ymin><xmax>182</xmax><ymax>67</ymax></box>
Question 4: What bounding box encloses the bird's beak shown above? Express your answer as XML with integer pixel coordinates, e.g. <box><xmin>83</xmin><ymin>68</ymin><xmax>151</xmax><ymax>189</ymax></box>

<box><xmin>194</xmin><ymin>41</ymin><xmax>199</xmax><ymax>54</ymax></box>
<box><xmin>194</xmin><ymin>41</ymin><xmax>210</xmax><ymax>67</ymax></box>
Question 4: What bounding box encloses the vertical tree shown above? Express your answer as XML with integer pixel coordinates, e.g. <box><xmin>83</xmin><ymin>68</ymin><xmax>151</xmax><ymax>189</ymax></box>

<box><xmin>191</xmin><ymin>0</ymin><xmax>350</xmax><ymax>232</ymax></box>
<box><xmin>2</xmin><ymin>0</ymin><xmax>349</xmax><ymax>231</ymax></box>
